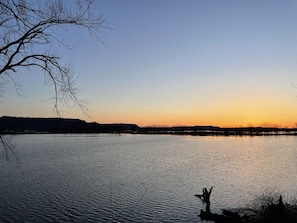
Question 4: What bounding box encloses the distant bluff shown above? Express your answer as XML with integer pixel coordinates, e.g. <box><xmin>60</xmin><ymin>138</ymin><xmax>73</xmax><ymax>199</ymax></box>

<box><xmin>0</xmin><ymin>116</ymin><xmax>140</xmax><ymax>134</ymax></box>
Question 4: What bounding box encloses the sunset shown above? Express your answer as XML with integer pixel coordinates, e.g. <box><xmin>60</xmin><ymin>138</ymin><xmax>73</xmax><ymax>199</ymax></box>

<box><xmin>2</xmin><ymin>1</ymin><xmax>297</xmax><ymax>222</ymax></box>
<box><xmin>1</xmin><ymin>0</ymin><xmax>297</xmax><ymax>127</ymax></box>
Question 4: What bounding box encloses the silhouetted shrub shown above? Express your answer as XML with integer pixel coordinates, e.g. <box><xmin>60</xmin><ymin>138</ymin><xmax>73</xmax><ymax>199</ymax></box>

<box><xmin>234</xmin><ymin>191</ymin><xmax>297</xmax><ymax>223</ymax></box>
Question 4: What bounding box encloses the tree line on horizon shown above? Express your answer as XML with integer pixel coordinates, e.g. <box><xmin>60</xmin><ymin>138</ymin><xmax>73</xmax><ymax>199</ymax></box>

<box><xmin>1</xmin><ymin>116</ymin><xmax>297</xmax><ymax>136</ymax></box>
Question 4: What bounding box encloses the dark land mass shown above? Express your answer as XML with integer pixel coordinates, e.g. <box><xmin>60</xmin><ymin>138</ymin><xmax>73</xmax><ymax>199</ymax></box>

<box><xmin>0</xmin><ymin>116</ymin><xmax>139</xmax><ymax>134</ymax></box>
<box><xmin>1</xmin><ymin>116</ymin><xmax>297</xmax><ymax>136</ymax></box>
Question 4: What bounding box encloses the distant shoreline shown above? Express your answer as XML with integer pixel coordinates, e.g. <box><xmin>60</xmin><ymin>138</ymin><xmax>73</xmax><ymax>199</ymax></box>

<box><xmin>1</xmin><ymin>116</ymin><xmax>297</xmax><ymax>136</ymax></box>
<box><xmin>137</xmin><ymin>127</ymin><xmax>297</xmax><ymax>136</ymax></box>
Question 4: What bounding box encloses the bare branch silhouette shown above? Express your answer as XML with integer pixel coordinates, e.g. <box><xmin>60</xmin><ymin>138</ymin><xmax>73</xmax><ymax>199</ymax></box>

<box><xmin>0</xmin><ymin>0</ymin><xmax>109</xmax><ymax>158</ymax></box>
<box><xmin>0</xmin><ymin>135</ymin><xmax>16</xmax><ymax>161</ymax></box>
<box><xmin>0</xmin><ymin>0</ymin><xmax>108</xmax><ymax>114</ymax></box>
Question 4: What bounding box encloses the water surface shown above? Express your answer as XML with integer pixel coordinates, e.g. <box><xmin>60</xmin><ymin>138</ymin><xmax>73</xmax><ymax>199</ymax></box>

<box><xmin>1</xmin><ymin>134</ymin><xmax>297</xmax><ymax>222</ymax></box>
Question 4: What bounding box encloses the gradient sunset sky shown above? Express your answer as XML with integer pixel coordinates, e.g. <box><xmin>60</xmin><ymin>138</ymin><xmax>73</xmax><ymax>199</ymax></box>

<box><xmin>1</xmin><ymin>0</ymin><xmax>297</xmax><ymax>127</ymax></box>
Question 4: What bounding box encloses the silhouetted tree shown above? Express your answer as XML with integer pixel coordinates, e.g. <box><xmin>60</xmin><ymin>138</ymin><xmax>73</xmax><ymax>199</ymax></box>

<box><xmin>0</xmin><ymin>0</ymin><xmax>108</xmax><ymax>157</ymax></box>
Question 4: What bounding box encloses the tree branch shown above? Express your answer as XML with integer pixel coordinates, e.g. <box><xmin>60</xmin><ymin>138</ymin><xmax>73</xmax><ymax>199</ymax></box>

<box><xmin>0</xmin><ymin>0</ymin><xmax>108</xmax><ymax>114</ymax></box>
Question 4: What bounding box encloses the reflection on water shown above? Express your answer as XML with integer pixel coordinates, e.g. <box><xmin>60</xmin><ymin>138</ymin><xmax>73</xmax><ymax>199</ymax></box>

<box><xmin>0</xmin><ymin>134</ymin><xmax>297</xmax><ymax>222</ymax></box>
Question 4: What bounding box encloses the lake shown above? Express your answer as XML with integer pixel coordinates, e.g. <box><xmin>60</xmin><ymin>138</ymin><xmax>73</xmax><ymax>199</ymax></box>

<box><xmin>0</xmin><ymin>134</ymin><xmax>297</xmax><ymax>222</ymax></box>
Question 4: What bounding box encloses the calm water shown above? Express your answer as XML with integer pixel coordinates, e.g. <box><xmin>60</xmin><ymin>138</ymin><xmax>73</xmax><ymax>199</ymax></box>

<box><xmin>1</xmin><ymin>134</ymin><xmax>297</xmax><ymax>222</ymax></box>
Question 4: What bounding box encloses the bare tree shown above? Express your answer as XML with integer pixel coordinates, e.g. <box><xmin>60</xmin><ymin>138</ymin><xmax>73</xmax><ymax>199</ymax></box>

<box><xmin>0</xmin><ymin>0</ymin><xmax>108</xmax><ymax>157</ymax></box>
<box><xmin>0</xmin><ymin>0</ymin><xmax>108</xmax><ymax>112</ymax></box>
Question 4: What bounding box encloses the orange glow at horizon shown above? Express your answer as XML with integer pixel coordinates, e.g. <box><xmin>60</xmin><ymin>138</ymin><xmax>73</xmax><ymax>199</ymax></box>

<box><xmin>88</xmin><ymin>94</ymin><xmax>297</xmax><ymax>128</ymax></box>
<box><xmin>90</xmin><ymin>109</ymin><xmax>297</xmax><ymax>128</ymax></box>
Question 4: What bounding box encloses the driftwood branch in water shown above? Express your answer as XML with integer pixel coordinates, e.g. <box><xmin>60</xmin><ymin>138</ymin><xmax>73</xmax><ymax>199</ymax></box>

<box><xmin>195</xmin><ymin>186</ymin><xmax>213</xmax><ymax>213</ymax></box>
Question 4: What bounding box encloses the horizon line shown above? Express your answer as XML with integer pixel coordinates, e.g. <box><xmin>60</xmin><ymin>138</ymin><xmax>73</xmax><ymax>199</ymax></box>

<box><xmin>1</xmin><ymin>115</ymin><xmax>297</xmax><ymax>129</ymax></box>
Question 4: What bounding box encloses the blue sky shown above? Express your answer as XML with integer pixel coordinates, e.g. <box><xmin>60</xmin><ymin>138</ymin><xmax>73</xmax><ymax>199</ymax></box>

<box><xmin>2</xmin><ymin>0</ymin><xmax>297</xmax><ymax>127</ymax></box>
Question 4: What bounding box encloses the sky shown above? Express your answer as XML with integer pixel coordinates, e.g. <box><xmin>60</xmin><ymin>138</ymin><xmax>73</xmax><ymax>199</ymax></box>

<box><xmin>1</xmin><ymin>0</ymin><xmax>297</xmax><ymax>127</ymax></box>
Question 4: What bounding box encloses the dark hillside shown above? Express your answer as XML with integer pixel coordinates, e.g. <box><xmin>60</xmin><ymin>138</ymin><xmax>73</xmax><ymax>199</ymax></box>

<box><xmin>0</xmin><ymin>116</ymin><xmax>139</xmax><ymax>133</ymax></box>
